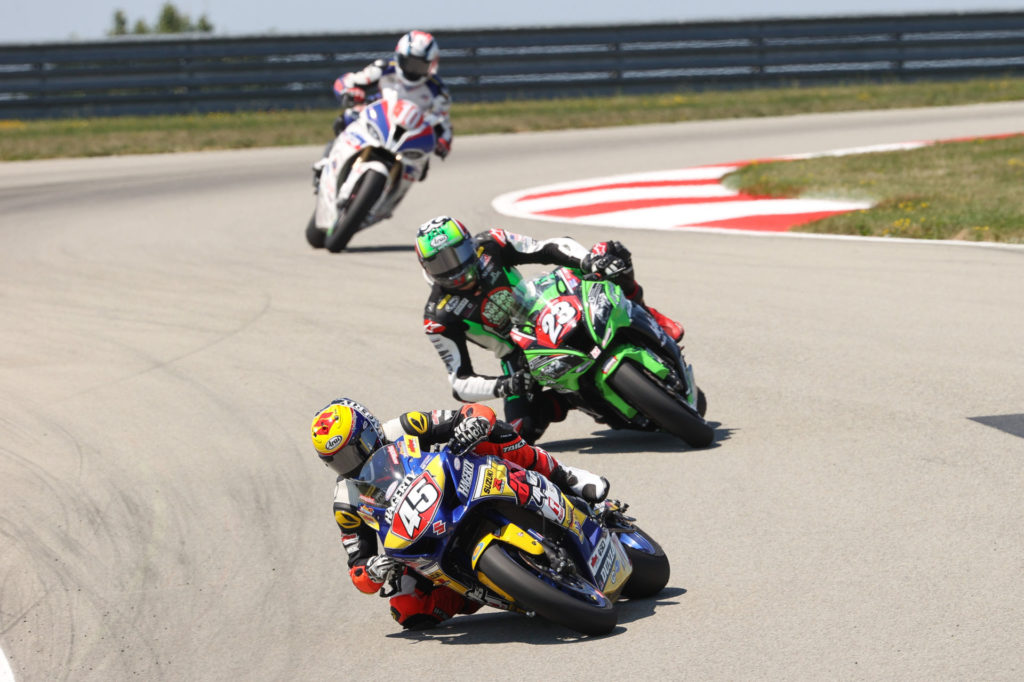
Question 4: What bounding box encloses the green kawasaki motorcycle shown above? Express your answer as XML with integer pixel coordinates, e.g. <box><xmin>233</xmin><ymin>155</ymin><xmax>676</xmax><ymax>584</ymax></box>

<box><xmin>509</xmin><ymin>267</ymin><xmax>714</xmax><ymax>448</ymax></box>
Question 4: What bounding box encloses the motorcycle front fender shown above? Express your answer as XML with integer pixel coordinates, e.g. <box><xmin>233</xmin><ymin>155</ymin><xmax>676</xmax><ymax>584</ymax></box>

<box><xmin>314</xmin><ymin>137</ymin><xmax>363</xmax><ymax>229</ymax></box>
<box><xmin>470</xmin><ymin>522</ymin><xmax>544</xmax><ymax>571</ymax></box>
<box><xmin>592</xmin><ymin>346</ymin><xmax>673</xmax><ymax>418</ymax></box>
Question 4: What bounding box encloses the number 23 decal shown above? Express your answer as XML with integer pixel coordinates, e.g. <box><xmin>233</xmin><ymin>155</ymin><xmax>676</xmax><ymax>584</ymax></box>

<box><xmin>537</xmin><ymin>297</ymin><xmax>582</xmax><ymax>347</ymax></box>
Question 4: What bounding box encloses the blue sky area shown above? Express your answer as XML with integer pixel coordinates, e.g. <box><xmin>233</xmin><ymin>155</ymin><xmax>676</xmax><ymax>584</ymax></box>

<box><xmin>2</xmin><ymin>0</ymin><xmax>1023</xmax><ymax>43</ymax></box>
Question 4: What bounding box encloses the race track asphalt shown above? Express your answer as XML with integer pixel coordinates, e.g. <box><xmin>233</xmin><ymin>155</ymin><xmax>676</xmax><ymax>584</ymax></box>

<box><xmin>1</xmin><ymin>101</ymin><xmax>1023</xmax><ymax>681</ymax></box>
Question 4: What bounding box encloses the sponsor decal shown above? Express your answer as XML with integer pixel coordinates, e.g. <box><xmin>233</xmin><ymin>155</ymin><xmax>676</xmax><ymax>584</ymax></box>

<box><xmin>432</xmin><ymin>519</ymin><xmax>446</xmax><ymax>535</ymax></box>
<box><xmin>423</xmin><ymin>319</ymin><xmax>447</xmax><ymax>334</ymax></box>
<box><xmin>334</xmin><ymin>510</ymin><xmax>362</xmax><ymax>529</ymax></box>
<box><xmin>457</xmin><ymin>460</ymin><xmax>475</xmax><ymax>498</ymax></box>
<box><xmin>357</xmin><ymin>504</ymin><xmax>378</xmax><ymax>529</ymax></box>
<box><xmin>325</xmin><ymin>435</ymin><xmax>343</xmax><ymax>451</ymax></box>
<box><xmin>589</xmin><ymin>534</ymin><xmax>616</xmax><ymax>588</ymax></box>
<box><xmin>473</xmin><ymin>463</ymin><xmax>515</xmax><ymax>500</ymax></box>
<box><xmin>480</xmin><ymin>287</ymin><xmax>516</xmax><ymax>331</ymax></box>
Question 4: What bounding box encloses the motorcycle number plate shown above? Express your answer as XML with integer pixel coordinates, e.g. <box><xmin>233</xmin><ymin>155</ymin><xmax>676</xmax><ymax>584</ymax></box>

<box><xmin>389</xmin><ymin>472</ymin><xmax>442</xmax><ymax>542</ymax></box>
<box><xmin>536</xmin><ymin>297</ymin><xmax>583</xmax><ymax>348</ymax></box>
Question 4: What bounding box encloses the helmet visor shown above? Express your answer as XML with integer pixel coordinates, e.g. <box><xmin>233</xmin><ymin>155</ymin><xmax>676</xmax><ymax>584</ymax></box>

<box><xmin>323</xmin><ymin>418</ymin><xmax>381</xmax><ymax>477</ymax></box>
<box><xmin>398</xmin><ymin>54</ymin><xmax>432</xmax><ymax>79</ymax></box>
<box><xmin>421</xmin><ymin>238</ymin><xmax>478</xmax><ymax>288</ymax></box>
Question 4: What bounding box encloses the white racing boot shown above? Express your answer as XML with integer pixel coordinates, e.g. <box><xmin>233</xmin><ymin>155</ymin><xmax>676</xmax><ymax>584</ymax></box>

<box><xmin>550</xmin><ymin>464</ymin><xmax>609</xmax><ymax>504</ymax></box>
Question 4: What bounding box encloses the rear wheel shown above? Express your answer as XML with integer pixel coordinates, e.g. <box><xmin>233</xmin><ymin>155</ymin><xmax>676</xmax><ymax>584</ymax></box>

<box><xmin>608</xmin><ymin>360</ymin><xmax>714</xmax><ymax>447</ymax></box>
<box><xmin>325</xmin><ymin>170</ymin><xmax>387</xmax><ymax>253</ymax></box>
<box><xmin>477</xmin><ymin>543</ymin><xmax>616</xmax><ymax>636</ymax></box>
<box><xmin>618</xmin><ymin>527</ymin><xmax>670</xmax><ymax>599</ymax></box>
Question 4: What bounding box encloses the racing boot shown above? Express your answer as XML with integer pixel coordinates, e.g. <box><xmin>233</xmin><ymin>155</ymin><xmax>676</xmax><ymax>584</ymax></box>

<box><xmin>645</xmin><ymin>305</ymin><xmax>684</xmax><ymax>343</ymax></box>
<box><xmin>550</xmin><ymin>464</ymin><xmax>609</xmax><ymax>504</ymax></box>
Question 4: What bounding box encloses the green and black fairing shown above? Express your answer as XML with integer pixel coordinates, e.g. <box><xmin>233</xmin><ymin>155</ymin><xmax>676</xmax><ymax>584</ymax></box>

<box><xmin>509</xmin><ymin>267</ymin><xmax>701</xmax><ymax>431</ymax></box>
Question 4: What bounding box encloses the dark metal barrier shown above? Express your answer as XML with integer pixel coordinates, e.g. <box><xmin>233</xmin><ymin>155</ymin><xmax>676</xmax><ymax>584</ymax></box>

<box><xmin>2</xmin><ymin>12</ymin><xmax>1024</xmax><ymax>119</ymax></box>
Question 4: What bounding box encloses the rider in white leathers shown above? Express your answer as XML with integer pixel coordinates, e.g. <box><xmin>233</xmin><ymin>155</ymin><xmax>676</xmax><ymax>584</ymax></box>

<box><xmin>313</xmin><ymin>30</ymin><xmax>453</xmax><ymax>203</ymax></box>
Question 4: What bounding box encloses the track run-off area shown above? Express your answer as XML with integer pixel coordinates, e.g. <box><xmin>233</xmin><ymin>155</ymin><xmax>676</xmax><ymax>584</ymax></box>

<box><xmin>1</xmin><ymin>102</ymin><xmax>1023</xmax><ymax>681</ymax></box>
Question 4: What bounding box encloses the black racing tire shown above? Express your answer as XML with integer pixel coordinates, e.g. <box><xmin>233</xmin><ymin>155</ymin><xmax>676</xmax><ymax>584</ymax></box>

<box><xmin>477</xmin><ymin>543</ymin><xmax>617</xmax><ymax>636</ymax></box>
<box><xmin>697</xmin><ymin>387</ymin><xmax>707</xmax><ymax>417</ymax></box>
<box><xmin>305</xmin><ymin>213</ymin><xmax>326</xmax><ymax>248</ymax></box>
<box><xmin>608</xmin><ymin>360</ymin><xmax>715</xmax><ymax>448</ymax></box>
<box><xmin>324</xmin><ymin>170</ymin><xmax>387</xmax><ymax>253</ymax></box>
<box><xmin>619</xmin><ymin>527</ymin><xmax>671</xmax><ymax>599</ymax></box>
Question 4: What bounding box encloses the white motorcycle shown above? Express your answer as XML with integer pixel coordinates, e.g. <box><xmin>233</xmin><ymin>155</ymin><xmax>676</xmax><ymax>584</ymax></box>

<box><xmin>306</xmin><ymin>93</ymin><xmax>437</xmax><ymax>253</ymax></box>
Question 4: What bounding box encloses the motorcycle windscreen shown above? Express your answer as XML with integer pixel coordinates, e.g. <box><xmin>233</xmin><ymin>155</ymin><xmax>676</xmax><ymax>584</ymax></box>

<box><xmin>353</xmin><ymin>443</ymin><xmax>412</xmax><ymax>505</ymax></box>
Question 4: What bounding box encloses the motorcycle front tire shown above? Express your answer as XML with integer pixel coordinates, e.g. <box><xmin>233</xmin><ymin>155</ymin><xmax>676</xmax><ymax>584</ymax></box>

<box><xmin>305</xmin><ymin>213</ymin><xmax>326</xmax><ymax>248</ymax></box>
<box><xmin>325</xmin><ymin>170</ymin><xmax>387</xmax><ymax>253</ymax></box>
<box><xmin>476</xmin><ymin>543</ymin><xmax>616</xmax><ymax>636</ymax></box>
<box><xmin>608</xmin><ymin>360</ymin><xmax>715</xmax><ymax>448</ymax></box>
<box><xmin>618</xmin><ymin>526</ymin><xmax>671</xmax><ymax>599</ymax></box>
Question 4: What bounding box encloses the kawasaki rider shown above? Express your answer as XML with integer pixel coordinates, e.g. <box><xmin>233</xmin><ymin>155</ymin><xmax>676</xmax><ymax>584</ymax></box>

<box><xmin>415</xmin><ymin>215</ymin><xmax>685</xmax><ymax>444</ymax></box>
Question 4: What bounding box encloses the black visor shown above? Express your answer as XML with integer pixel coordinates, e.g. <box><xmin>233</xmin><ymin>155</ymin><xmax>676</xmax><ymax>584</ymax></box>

<box><xmin>398</xmin><ymin>54</ymin><xmax>432</xmax><ymax>79</ymax></box>
<box><xmin>424</xmin><ymin>238</ymin><xmax>478</xmax><ymax>287</ymax></box>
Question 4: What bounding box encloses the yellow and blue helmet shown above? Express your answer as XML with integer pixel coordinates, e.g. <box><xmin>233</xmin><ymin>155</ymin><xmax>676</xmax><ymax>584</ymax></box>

<box><xmin>311</xmin><ymin>399</ymin><xmax>385</xmax><ymax>477</ymax></box>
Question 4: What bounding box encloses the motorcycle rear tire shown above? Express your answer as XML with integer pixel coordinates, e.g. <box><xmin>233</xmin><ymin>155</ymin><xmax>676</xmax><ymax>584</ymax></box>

<box><xmin>619</xmin><ymin>527</ymin><xmax>670</xmax><ymax>599</ymax></box>
<box><xmin>608</xmin><ymin>360</ymin><xmax>715</xmax><ymax>448</ymax></box>
<box><xmin>325</xmin><ymin>170</ymin><xmax>386</xmax><ymax>253</ymax></box>
<box><xmin>305</xmin><ymin>213</ymin><xmax>326</xmax><ymax>248</ymax></box>
<box><xmin>477</xmin><ymin>543</ymin><xmax>617</xmax><ymax>636</ymax></box>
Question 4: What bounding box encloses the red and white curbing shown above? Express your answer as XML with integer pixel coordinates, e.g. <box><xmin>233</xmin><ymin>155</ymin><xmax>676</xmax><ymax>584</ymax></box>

<box><xmin>492</xmin><ymin>136</ymin><xmax>1018</xmax><ymax>241</ymax></box>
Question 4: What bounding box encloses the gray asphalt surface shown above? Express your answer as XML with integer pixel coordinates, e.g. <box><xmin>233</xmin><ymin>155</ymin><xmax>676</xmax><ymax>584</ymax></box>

<box><xmin>1</xmin><ymin>102</ymin><xmax>1023</xmax><ymax>681</ymax></box>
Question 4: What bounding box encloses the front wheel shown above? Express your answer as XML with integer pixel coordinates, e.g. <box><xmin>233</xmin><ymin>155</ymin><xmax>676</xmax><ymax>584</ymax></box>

<box><xmin>618</xmin><ymin>527</ymin><xmax>670</xmax><ymax>599</ymax></box>
<box><xmin>305</xmin><ymin>213</ymin><xmax>326</xmax><ymax>248</ymax></box>
<box><xmin>476</xmin><ymin>543</ymin><xmax>616</xmax><ymax>636</ymax></box>
<box><xmin>324</xmin><ymin>170</ymin><xmax>387</xmax><ymax>253</ymax></box>
<box><xmin>608</xmin><ymin>360</ymin><xmax>714</xmax><ymax>448</ymax></box>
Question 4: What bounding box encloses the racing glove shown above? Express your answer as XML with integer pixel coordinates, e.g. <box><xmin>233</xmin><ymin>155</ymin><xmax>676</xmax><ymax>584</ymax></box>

<box><xmin>494</xmin><ymin>370</ymin><xmax>537</xmax><ymax>398</ymax></box>
<box><xmin>365</xmin><ymin>554</ymin><xmax>400</xmax><ymax>584</ymax></box>
<box><xmin>581</xmin><ymin>240</ymin><xmax>634</xmax><ymax>281</ymax></box>
<box><xmin>434</xmin><ymin>135</ymin><xmax>451</xmax><ymax>159</ymax></box>
<box><xmin>336</xmin><ymin>86</ymin><xmax>366</xmax><ymax>109</ymax></box>
<box><xmin>448</xmin><ymin>415</ymin><xmax>493</xmax><ymax>455</ymax></box>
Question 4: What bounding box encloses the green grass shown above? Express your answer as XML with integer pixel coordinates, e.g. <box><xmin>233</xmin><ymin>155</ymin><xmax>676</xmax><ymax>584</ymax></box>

<box><xmin>3</xmin><ymin>76</ymin><xmax>1024</xmax><ymax>161</ymax></box>
<box><xmin>724</xmin><ymin>134</ymin><xmax>1024</xmax><ymax>243</ymax></box>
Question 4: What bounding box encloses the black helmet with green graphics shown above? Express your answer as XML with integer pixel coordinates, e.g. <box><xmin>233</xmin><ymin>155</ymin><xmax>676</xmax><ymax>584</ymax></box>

<box><xmin>415</xmin><ymin>216</ymin><xmax>480</xmax><ymax>291</ymax></box>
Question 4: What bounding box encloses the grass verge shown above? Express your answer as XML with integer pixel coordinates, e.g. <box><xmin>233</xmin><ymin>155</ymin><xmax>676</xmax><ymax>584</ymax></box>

<box><xmin>3</xmin><ymin>76</ymin><xmax>1024</xmax><ymax>161</ymax></box>
<box><xmin>724</xmin><ymin>134</ymin><xmax>1024</xmax><ymax>243</ymax></box>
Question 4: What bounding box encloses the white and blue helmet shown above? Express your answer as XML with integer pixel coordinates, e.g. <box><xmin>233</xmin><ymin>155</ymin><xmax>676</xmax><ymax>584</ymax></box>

<box><xmin>395</xmin><ymin>30</ymin><xmax>440</xmax><ymax>84</ymax></box>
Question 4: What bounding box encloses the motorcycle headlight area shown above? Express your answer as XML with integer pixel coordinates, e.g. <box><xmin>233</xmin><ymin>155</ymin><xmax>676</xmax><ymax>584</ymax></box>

<box><xmin>527</xmin><ymin>353</ymin><xmax>592</xmax><ymax>384</ymax></box>
<box><xmin>586</xmin><ymin>286</ymin><xmax>614</xmax><ymax>328</ymax></box>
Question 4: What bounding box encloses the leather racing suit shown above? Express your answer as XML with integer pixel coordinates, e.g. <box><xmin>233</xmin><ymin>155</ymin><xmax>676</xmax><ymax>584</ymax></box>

<box><xmin>333</xmin><ymin>57</ymin><xmax>453</xmax><ymax>158</ymax></box>
<box><xmin>331</xmin><ymin>405</ymin><xmax>589</xmax><ymax>629</ymax></box>
<box><xmin>422</xmin><ymin>228</ymin><xmax>673</xmax><ymax>443</ymax></box>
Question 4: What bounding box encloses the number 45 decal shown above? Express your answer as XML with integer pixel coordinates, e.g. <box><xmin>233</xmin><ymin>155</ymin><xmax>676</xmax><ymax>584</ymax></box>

<box><xmin>393</xmin><ymin>474</ymin><xmax>441</xmax><ymax>541</ymax></box>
